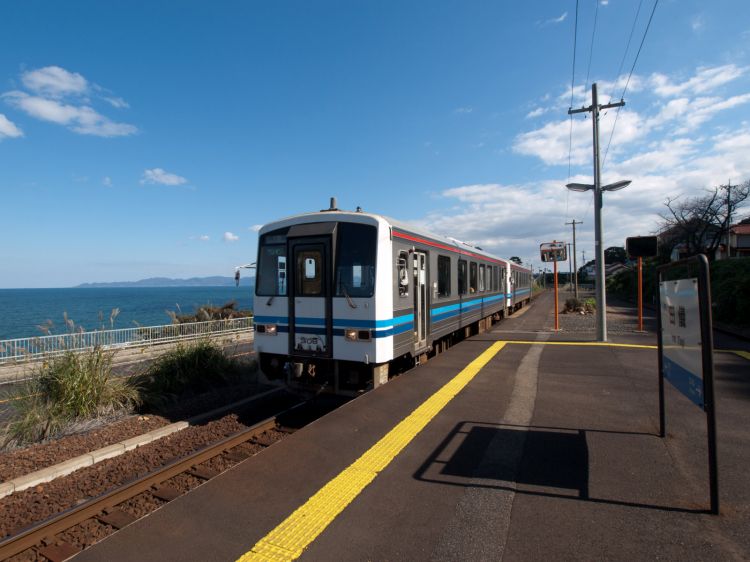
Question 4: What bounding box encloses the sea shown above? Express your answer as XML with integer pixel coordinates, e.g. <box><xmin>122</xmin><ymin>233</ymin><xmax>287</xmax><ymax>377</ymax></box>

<box><xmin>0</xmin><ymin>287</ymin><xmax>254</xmax><ymax>341</ymax></box>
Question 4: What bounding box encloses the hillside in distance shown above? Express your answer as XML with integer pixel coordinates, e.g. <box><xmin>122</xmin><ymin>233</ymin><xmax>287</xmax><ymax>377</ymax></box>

<box><xmin>75</xmin><ymin>276</ymin><xmax>255</xmax><ymax>288</ymax></box>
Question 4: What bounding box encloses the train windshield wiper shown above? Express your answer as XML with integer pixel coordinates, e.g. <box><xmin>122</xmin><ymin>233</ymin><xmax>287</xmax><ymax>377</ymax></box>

<box><xmin>341</xmin><ymin>285</ymin><xmax>357</xmax><ymax>309</ymax></box>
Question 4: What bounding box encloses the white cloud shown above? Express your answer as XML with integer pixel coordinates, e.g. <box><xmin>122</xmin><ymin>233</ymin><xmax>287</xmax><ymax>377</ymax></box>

<box><xmin>455</xmin><ymin>106</ymin><xmax>473</xmax><ymax>114</ymax></box>
<box><xmin>223</xmin><ymin>232</ymin><xmax>239</xmax><ymax>242</ymax></box>
<box><xmin>22</xmin><ymin>66</ymin><xmax>88</xmax><ymax>97</ymax></box>
<box><xmin>4</xmin><ymin>90</ymin><xmax>137</xmax><ymax>137</ymax></box>
<box><xmin>650</xmin><ymin>64</ymin><xmax>747</xmax><ymax>97</ymax></box>
<box><xmin>0</xmin><ymin>113</ymin><xmax>23</xmax><ymax>139</ymax></box>
<box><xmin>413</xmin><ymin>63</ymin><xmax>750</xmax><ymax>266</ymax></box>
<box><xmin>200</xmin><ymin>235</ymin><xmax>210</xmax><ymax>241</ymax></box>
<box><xmin>140</xmin><ymin>168</ymin><xmax>188</xmax><ymax>186</ymax></box>
<box><xmin>691</xmin><ymin>14</ymin><xmax>705</xmax><ymax>33</ymax></box>
<box><xmin>250</xmin><ymin>225</ymin><xmax>263</xmax><ymax>232</ymax></box>
<box><xmin>103</xmin><ymin>96</ymin><xmax>129</xmax><ymax>109</ymax></box>
<box><xmin>422</xmin><ymin>120</ymin><xmax>750</xmax><ymax>267</ymax></box>
<box><xmin>513</xmin><ymin>110</ymin><xmax>646</xmax><ymax>166</ymax></box>
<box><xmin>3</xmin><ymin>66</ymin><xmax>137</xmax><ymax>137</ymax></box>
<box><xmin>526</xmin><ymin>107</ymin><xmax>546</xmax><ymax>119</ymax></box>
<box><xmin>548</xmin><ymin>12</ymin><xmax>567</xmax><ymax>24</ymax></box>
<box><xmin>102</xmin><ymin>176</ymin><xmax>112</xmax><ymax>187</ymax></box>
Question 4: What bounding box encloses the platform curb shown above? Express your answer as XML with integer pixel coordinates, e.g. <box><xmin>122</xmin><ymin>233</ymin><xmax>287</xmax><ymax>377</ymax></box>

<box><xmin>0</xmin><ymin>386</ymin><xmax>283</xmax><ymax>500</ymax></box>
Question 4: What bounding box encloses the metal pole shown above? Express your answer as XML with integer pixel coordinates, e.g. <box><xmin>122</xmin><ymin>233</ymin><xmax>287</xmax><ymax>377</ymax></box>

<box><xmin>554</xmin><ymin>259</ymin><xmax>559</xmax><ymax>331</ymax></box>
<box><xmin>592</xmin><ymin>83</ymin><xmax>607</xmax><ymax>342</ymax></box>
<box><xmin>656</xmin><ymin>270</ymin><xmax>665</xmax><ymax>438</ymax></box>
<box><xmin>698</xmin><ymin>255</ymin><xmax>719</xmax><ymax>515</ymax></box>
<box><xmin>566</xmin><ymin>220</ymin><xmax>582</xmax><ymax>299</ymax></box>
<box><xmin>568</xmin><ymin>243</ymin><xmax>573</xmax><ymax>293</ymax></box>
<box><xmin>638</xmin><ymin>256</ymin><xmax>643</xmax><ymax>332</ymax></box>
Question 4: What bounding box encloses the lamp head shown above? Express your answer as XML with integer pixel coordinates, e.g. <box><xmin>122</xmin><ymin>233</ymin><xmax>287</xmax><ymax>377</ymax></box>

<box><xmin>602</xmin><ymin>180</ymin><xmax>631</xmax><ymax>192</ymax></box>
<box><xmin>566</xmin><ymin>183</ymin><xmax>593</xmax><ymax>192</ymax></box>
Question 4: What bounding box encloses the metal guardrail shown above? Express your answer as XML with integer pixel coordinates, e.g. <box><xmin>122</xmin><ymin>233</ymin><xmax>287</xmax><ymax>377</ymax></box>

<box><xmin>0</xmin><ymin>317</ymin><xmax>254</xmax><ymax>365</ymax></box>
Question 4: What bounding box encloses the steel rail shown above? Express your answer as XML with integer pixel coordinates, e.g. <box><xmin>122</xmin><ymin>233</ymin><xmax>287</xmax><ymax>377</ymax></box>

<box><xmin>0</xmin><ymin>401</ymin><xmax>306</xmax><ymax>560</ymax></box>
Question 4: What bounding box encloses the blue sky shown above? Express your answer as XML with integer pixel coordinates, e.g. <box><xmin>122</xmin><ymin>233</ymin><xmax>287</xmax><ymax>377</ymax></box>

<box><xmin>2</xmin><ymin>0</ymin><xmax>749</xmax><ymax>287</ymax></box>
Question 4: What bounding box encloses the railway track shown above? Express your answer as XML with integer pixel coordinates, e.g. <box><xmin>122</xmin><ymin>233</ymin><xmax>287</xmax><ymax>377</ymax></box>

<box><xmin>0</xmin><ymin>398</ymin><xmax>336</xmax><ymax>562</ymax></box>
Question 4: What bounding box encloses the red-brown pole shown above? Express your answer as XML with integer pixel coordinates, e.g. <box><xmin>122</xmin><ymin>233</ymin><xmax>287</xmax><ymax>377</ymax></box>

<box><xmin>554</xmin><ymin>259</ymin><xmax>559</xmax><ymax>331</ymax></box>
<box><xmin>638</xmin><ymin>256</ymin><xmax>643</xmax><ymax>332</ymax></box>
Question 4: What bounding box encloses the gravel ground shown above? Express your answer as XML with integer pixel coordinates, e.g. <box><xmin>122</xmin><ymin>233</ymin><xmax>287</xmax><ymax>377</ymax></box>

<box><xmin>0</xmin><ymin>414</ymin><xmax>170</xmax><ymax>482</ymax></box>
<box><xmin>557</xmin><ymin>291</ymin><xmax>657</xmax><ymax>334</ymax></box>
<box><xmin>0</xmin><ymin>391</ymin><xmax>294</xmax><ymax>541</ymax></box>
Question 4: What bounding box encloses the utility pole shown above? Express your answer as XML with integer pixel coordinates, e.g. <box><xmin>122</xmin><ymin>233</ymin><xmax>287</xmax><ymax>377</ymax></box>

<box><xmin>725</xmin><ymin>180</ymin><xmax>732</xmax><ymax>258</ymax></box>
<box><xmin>566</xmin><ymin>219</ymin><xmax>582</xmax><ymax>298</ymax></box>
<box><xmin>569</xmin><ymin>83</ymin><xmax>626</xmax><ymax>342</ymax></box>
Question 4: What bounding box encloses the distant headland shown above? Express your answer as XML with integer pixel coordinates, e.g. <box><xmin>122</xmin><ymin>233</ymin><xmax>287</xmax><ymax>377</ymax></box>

<box><xmin>74</xmin><ymin>276</ymin><xmax>255</xmax><ymax>288</ymax></box>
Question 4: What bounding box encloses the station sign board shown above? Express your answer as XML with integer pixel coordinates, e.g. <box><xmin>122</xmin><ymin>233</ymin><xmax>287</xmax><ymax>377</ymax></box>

<box><xmin>627</xmin><ymin>235</ymin><xmax>658</xmax><ymax>258</ymax></box>
<box><xmin>659</xmin><ymin>278</ymin><xmax>704</xmax><ymax>408</ymax></box>
<box><xmin>656</xmin><ymin>254</ymin><xmax>718</xmax><ymax>514</ymax></box>
<box><xmin>540</xmin><ymin>241</ymin><xmax>567</xmax><ymax>262</ymax></box>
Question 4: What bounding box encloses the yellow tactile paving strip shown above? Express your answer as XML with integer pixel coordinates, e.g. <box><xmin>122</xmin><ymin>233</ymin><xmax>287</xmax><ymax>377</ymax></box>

<box><xmin>237</xmin><ymin>340</ymin><xmax>507</xmax><ymax>561</ymax></box>
<box><xmin>237</xmin><ymin>338</ymin><xmax>747</xmax><ymax>561</ymax></box>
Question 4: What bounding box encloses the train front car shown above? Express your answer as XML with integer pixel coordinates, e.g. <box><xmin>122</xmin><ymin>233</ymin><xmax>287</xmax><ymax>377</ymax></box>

<box><xmin>253</xmin><ymin>210</ymin><xmax>393</xmax><ymax>393</ymax></box>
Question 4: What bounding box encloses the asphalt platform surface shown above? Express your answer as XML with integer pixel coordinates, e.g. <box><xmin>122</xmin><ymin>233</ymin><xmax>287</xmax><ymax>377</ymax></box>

<box><xmin>75</xmin><ymin>291</ymin><xmax>750</xmax><ymax>561</ymax></box>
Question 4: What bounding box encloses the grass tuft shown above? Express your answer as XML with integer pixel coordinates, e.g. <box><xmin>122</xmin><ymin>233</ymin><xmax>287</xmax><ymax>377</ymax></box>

<box><xmin>3</xmin><ymin>347</ymin><xmax>140</xmax><ymax>446</ymax></box>
<box><xmin>132</xmin><ymin>339</ymin><xmax>247</xmax><ymax>411</ymax></box>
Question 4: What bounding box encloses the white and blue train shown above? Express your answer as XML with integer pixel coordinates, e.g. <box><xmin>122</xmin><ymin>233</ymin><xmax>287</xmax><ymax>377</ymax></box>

<box><xmin>253</xmin><ymin>200</ymin><xmax>532</xmax><ymax>393</ymax></box>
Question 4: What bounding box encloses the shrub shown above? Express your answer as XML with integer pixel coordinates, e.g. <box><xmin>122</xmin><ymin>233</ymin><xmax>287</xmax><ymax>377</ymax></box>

<box><xmin>132</xmin><ymin>339</ymin><xmax>247</xmax><ymax>410</ymax></box>
<box><xmin>4</xmin><ymin>347</ymin><xmax>140</xmax><ymax>445</ymax></box>
<box><xmin>166</xmin><ymin>301</ymin><xmax>252</xmax><ymax>324</ymax></box>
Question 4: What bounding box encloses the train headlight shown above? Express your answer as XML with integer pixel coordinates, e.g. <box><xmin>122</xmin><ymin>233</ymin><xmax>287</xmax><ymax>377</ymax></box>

<box><xmin>344</xmin><ymin>329</ymin><xmax>372</xmax><ymax>342</ymax></box>
<box><xmin>258</xmin><ymin>324</ymin><xmax>277</xmax><ymax>335</ymax></box>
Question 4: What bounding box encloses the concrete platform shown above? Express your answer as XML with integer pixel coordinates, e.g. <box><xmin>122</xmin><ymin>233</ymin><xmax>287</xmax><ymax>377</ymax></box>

<box><xmin>75</xmin><ymin>291</ymin><xmax>750</xmax><ymax>561</ymax></box>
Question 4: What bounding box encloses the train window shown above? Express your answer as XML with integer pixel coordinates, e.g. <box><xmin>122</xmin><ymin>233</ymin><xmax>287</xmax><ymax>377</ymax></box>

<box><xmin>469</xmin><ymin>262</ymin><xmax>477</xmax><ymax>293</ymax></box>
<box><xmin>478</xmin><ymin>264</ymin><xmax>485</xmax><ymax>292</ymax></box>
<box><xmin>438</xmin><ymin>255</ymin><xmax>451</xmax><ymax>297</ymax></box>
<box><xmin>336</xmin><ymin>223</ymin><xmax>377</xmax><ymax>298</ymax></box>
<box><xmin>257</xmin><ymin>238</ymin><xmax>288</xmax><ymax>296</ymax></box>
<box><xmin>397</xmin><ymin>251</ymin><xmax>409</xmax><ymax>297</ymax></box>
<box><xmin>458</xmin><ymin>259</ymin><xmax>467</xmax><ymax>295</ymax></box>
<box><xmin>296</xmin><ymin>249</ymin><xmax>323</xmax><ymax>296</ymax></box>
<box><xmin>486</xmin><ymin>265</ymin><xmax>491</xmax><ymax>292</ymax></box>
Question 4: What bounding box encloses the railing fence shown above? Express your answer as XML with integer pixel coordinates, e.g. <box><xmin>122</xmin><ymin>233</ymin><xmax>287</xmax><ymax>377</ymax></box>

<box><xmin>0</xmin><ymin>317</ymin><xmax>254</xmax><ymax>366</ymax></box>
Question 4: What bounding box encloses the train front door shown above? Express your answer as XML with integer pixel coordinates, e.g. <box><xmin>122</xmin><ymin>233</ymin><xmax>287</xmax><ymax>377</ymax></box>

<box><xmin>289</xmin><ymin>239</ymin><xmax>332</xmax><ymax>357</ymax></box>
<box><xmin>413</xmin><ymin>251</ymin><xmax>428</xmax><ymax>350</ymax></box>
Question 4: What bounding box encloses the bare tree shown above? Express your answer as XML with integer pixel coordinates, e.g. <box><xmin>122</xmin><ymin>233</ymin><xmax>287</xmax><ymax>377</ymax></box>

<box><xmin>660</xmin><ymin>180</ymin><xmax>750</xmax><ymax>258</ymax></box>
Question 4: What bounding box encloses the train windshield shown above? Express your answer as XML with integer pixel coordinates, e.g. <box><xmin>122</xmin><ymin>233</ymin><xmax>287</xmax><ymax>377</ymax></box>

<box><xmin>256</xmin><ymin>232</ymin><xmax>288</xmax><ymax>296</ymax></box>
<box><xmin>335</xmin><ymin>223</ymin><xmax>376</xmax><ymax>298</ymax></box>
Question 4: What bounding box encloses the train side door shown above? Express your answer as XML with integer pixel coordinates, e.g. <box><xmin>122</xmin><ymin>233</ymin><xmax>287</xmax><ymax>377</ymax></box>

<box><xmin>413</xmin><ymin>251</ymin><xmax>428</xmax><ymax>350</ymax></box>
<box><xmin>289</xmin><ymin>239</ymin><xmax>332</xmax><ymax>357</ymax></box>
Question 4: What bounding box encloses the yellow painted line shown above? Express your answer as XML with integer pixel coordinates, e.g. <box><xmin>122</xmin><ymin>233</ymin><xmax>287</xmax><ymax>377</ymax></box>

<box><xmin>729</xmin><ymin>350</ymin><xmax>750</xmax><ymax>361</ymax></box>
<box><xmin>237</xmin><ymin>340</ymin><xmax>507</xmax><ymax>562</ymax></box>
<box><xmin>505</xmin><ymin>340</ymin><xmax>657</xmax><ymax>350</ymax></box>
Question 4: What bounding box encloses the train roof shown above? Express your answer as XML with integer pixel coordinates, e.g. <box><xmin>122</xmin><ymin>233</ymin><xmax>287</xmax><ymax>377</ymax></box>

<box><xmin>258</xmin><ymin>209</ymin><xmax>531</xmax><ymax>272</ymax></box>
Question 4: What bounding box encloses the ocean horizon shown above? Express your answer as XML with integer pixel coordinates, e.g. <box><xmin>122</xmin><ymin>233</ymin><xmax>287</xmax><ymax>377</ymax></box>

<box><xmin>0</xmin><ymin>286</ymin><xmax>254</xmax><ymax>341</ymax></box>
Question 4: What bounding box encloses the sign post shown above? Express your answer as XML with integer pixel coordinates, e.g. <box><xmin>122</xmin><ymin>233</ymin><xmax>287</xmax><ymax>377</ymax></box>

<box><xmin>657</xmin><ymin>254</ymin><xmax>718</xmax><ymax>514</ymax></box>
<box><xmin>626</xmin><ymin>236</ymin><xmax>657</xmax><ymax>333</ymax></box>
<box><xmin>540</xmin><ymin>241</ymin><xmax>567</xmax><ymax>332</ymax></box>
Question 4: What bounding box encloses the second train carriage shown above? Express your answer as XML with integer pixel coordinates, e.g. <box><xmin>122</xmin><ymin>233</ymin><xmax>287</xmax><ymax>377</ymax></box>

<box><xmin>253</xmin><ymin>202</ymin><xmax>532</xmax><ymax>393</ymax></box>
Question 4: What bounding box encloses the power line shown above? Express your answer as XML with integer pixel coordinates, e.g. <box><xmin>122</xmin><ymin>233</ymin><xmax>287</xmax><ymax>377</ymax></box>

<box><xmin>566</xmin><ymin>0</ymin><xmax>580</xmax><ymax>220</ymax></box>
<box><xmin>609</xmin><ymin>0</ymin><xmax>644</xmax><ymax>103</ymax></box>
<box><xmin>601</xmin><ymin>0</ymin><xmax>659</xmax><ymax>171</ymax></box>
<box><xmin>583</xmin><ymin>0</ymin><xmax>599</xmax><ymax>96</ymax></box>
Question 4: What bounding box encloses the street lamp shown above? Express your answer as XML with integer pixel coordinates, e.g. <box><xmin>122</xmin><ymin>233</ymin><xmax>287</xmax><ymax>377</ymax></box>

<box><xmin>566</xmin><ymin>179</ymin><xmax>631</xmax><ymax>341</ymax></box>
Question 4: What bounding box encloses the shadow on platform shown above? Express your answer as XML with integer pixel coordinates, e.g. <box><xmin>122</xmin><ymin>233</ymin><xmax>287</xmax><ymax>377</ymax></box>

<box><xmin>414</xmin><ymin>421</ymin><xmax>706</xmax><ymax>514</ymax></box>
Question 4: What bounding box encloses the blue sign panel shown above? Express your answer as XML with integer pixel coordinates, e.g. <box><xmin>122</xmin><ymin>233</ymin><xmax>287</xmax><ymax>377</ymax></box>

<box><xmin>663</xmin><ymin>355</ymin><xmax>704</xmax><ymax>409</ymax></box>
